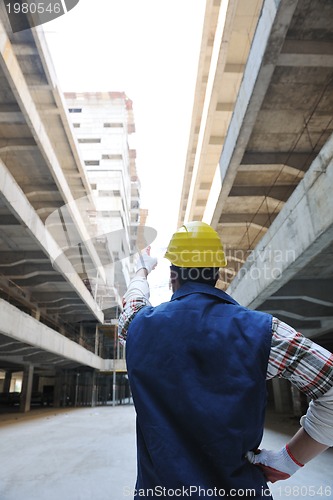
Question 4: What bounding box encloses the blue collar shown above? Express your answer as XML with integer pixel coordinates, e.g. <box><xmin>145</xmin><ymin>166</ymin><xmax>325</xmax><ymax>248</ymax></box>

<box><xmin>171</xmin><ymin>281</ymin><xmax>239</xmax><ymax>306</ymax></box>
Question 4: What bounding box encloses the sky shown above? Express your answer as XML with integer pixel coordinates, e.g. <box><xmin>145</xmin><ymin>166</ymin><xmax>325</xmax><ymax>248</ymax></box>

<box><xmin>44</xmin><ymin>0</ymin><xmax>206</xmax><ymax>303</ymax></box>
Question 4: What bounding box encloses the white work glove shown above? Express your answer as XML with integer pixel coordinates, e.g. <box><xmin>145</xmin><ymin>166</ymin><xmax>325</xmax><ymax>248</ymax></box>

<box><xmin>246</xmin><ymin>446</ymin><xmax>303</xmax><ymax>483</ymax></box>
<box><xmin>135</xmin><ymin>247</ymin><xmax>157</xmax><ymax>274</ymax></box>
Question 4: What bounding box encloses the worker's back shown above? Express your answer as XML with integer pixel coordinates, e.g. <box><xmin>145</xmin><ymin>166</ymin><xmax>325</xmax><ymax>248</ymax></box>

<box><xmin>126</xmin><ymin>281</ymin><xmax>273</xmax><ymax>499</ymax></box>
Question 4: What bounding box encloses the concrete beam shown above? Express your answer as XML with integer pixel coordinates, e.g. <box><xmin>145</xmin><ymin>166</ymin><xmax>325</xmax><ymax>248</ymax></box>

<box><xmin>0</xmin><ymin>299</ymin><xmax>105</xmax><ymax>370</ymax></box>
<box><xmin>209</xmin><ymin>135</ymin><xmax>225</xmax><ymax>145</ymax></box>
<box><xmin>271</xmin><ymin>279</ymin><xmax>333</xmax><ymax>307</ymax></box>
<box><xmin>258</xmin><ymin>314</ymin><xmax>322</xmax><ymax>334</ymax></box>
<box><xmin>0</xmin><ymin>262</ymin><xmax>56</xmax><ymax>277</ymax></box>
<box><xmin>177</xmin><ymin>0</ymin><xmax>220</xmax><ymax>227</ymax></box>
<box><xmin>225</xmin><ymin>63</ymin><xmax>245</xmax><ymax>73</ymax></box>
<box><xmin>224</xmin><ymin>195</ymin><xmax>283</xmax><ymax>214</ymax></box>
<box><xmin>0</xmin><ymin>111</ymin><xmax>25</xmax><ymax>123</ymax></box>
<box><xmin>0</xmin><ymin>214</ymin><xmax>21</xmax><ymax>225</ymax></box>
<box><xmin>216</xmin><ymin>102</ymin><xmax>235</xmax><ymax>112</ymax></box>
<box><xmin>13</xmin><ymin>275</ymin><xmax>65</xmax><ymax>286</ymax></box>
<box><xmin>184</xmin><ymin>0</ymin><xmax>239</xmax><ymax>222</ymax></box>
<box><xmin>102</xmin><ymin>359</ymin><xmax>127</xmax><ymax>372</ymax></box>
<box><xmin>0</xmin><ymin>157</ymin><xmax>103</xmax><ymax>323</ymax></box>
<box><xmin>229</xmin><ymin>185</ymin><xmax>295</xmax><ymax>200</ymax></box>
<box><xmin>32</xmin><ymin>201</ymin><xmax>63</xmax><ymax>210</ymax></box>
<box><xmin>237</xmin><ymin>164</ymin><xmax>305</xmax><ymax>180</ymax></box>
<box><xmin>28</xmin><ymin>84</ymin><xmax>52</xmax><ymax>91</ymax></box>
<box><xmin>44</xmin><ymin>303</ymin><xmax>85</xmax><ymax>312</ymax></box>
<box><xmin>26</xmin><ymin>190</ymin><xmax>62</xmax><ymax>199</ymax></box>
<box><xmin>0</xmin><ymin>103</ymin><xmax>21</xmax><ymax>112</ymax></box>
<box><xmin>0</xmin><ymin>138</ymin><xmax>37</xmax><ymax>150</ymax></box>
<box><xmin>37</xmin><ymin>106</ymin><xmax>61</xmax><ymax>115</ymax></box>
<box><xmin>12</xmin><ymin>44</ymin><xmax>39</xmax><ymax>56</ymax></box>
<box><xmin>241</xmin><ymin>152</ymin><xmax>316</xmax><ymax>172</ymax></box>
<box><xmin>31</xmin><ymin>292</ymin><xmax>81</xmax><ymax>302</ymax></box>
<box><xmin>227</xmin><ymin>133</ymin><xmax>333</xmax><ymax>309</ymax></box>
<box><xmin>278</xmin><ymin>40</ymin><xmax>333</xmax><ymax>66</ymax></box>
<box><xmin>277</xmin><ymin>53</ymin><xmax>333</xmax><ymax>67</ymax></box>
<box><xmin>219</xmin><ymin>213</ymin><xmax>278</xmax><ymax>228</ymax></box>
<box><xmin>282</xmin><ymin>40</ymin><xmax>333</xmax><ymax>56</ymax></box>
<box><xmin>259</xmin><ymin>299</ymin><xmax>333</xmax><ymax>319</ymax></box>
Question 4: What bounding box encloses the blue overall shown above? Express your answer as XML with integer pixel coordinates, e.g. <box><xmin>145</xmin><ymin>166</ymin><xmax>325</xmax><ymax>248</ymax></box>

<box><xmin>126</xmin><ymin>281</ymin><xmax>273</xmax><ymax>498</ymax></box>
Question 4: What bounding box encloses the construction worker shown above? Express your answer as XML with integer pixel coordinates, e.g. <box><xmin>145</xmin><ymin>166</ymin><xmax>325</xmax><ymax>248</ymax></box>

<box><xmin>118</xmin><ymin>221</ymin><xmax>333</xmax><ymax>499</ymax></box>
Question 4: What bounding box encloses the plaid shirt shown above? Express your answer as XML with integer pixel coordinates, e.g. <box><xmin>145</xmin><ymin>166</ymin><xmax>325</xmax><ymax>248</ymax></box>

<box><xmin>119</xmin><ymin>295</ymin><xmax>333</xmax><ymax>400</ymax></box>
<box><xmin>118</xmin><ymin>296</ymin><xmax>149</xmax><ymax>344</ymax></box>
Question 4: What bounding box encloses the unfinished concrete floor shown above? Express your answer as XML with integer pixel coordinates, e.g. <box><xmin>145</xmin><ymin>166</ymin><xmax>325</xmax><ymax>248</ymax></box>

<box><xmin>0</xmin><ymin>405</ymin><xmax>332</xmax><ymax>500</ymax></box>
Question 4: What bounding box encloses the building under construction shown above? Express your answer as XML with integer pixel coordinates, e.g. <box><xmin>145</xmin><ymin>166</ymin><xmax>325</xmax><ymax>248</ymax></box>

<box><xmin>0</xmin><ymin>8</ymin><xmax>147</xmax><ymax>411</ymax></box>
<box><xmin>1</xmin><ymin>0</ymin><xmax>333</xmax><ymax>422</ymax></box>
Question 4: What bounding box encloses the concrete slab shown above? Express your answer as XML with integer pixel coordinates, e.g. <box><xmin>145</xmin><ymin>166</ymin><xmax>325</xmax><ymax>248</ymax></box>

<box><xmin>0</xmin><ymin>406</ymin><xmax>137</xmax><ymax>500</ymax></box>
<box><xmin>0</xmin><ymin>406</ymin><xmax>332</xmax><ymax>500</ymax></box>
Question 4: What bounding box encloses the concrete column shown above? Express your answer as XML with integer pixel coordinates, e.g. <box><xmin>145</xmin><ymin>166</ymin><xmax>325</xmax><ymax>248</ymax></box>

<box><xmin>82</xmin><ymin>372</ymin><xmax>89</xmax><ymax>405</ymax></box>
<box><xmin>112</xmin><ymin>371</ymin><xmax>117</xmax><ymax>407</ymax></box>
<box><xmin>63</xmin><ymin>371</ymin><xmax>73</xmax><ymax>406</ymax></box>
<box><xmin>74</xmin><ymin>372</ymin><xmax>80</xmax><ymax>407</ymax></box>
<box><xmin>91</xmin><ymin>371</ymin><xmax>97</xmax><ymax>407</ymax></box>
<box><xmin>291</xmin><ymin>385</ymin><xmax>309</xmax><ymax>417</ymax></box>
<box><xmin>20</xmin><ymin>364</ymin><xmax>34</xmax><ymax>413</ymax></box>
<box><xmin>3</xmin><ymin>371</ymin><xmax>12</xmax><ymax>393</ymax></box>
<box><xmin>34</xmin><ymin>309</ymin><xmax>41</xmax><ymax>321</ymax></box>
<box><xmin>95</xmin><ymin>325</ymin><xmax>99</xmax><ymax>356</ymax></box>
<box><xmin>53</xmin><ymin>372</ymin><xmax>62</xmax><ymax>408</ymax></box>
<box><xmin>79</xmin><ymin>324</ymin><xmax>84</xmax><ymax>347</ymax></box>
<box><xmin>272</xmin><ymin>378</ymin><xmax>293</xmax><ymax>413</ymax></box>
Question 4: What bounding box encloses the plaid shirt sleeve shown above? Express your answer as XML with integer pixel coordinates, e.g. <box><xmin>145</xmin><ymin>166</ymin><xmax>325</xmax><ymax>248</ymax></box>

<box><xmin>267</xmin><ymin>317</ymin><xmax>333</xmax><ymax>399</ymax></box>
<box><xmin>118</xmin><ymin>277</ymin><xmax>151</xmax><ymax>344</ymax></box>
<box><xmin>118</xmin><ymin>296</ymin><xmax>149</xmax><ymax>344</ymax></box>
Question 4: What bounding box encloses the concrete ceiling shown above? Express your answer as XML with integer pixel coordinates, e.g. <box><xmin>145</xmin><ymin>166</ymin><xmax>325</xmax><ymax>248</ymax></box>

<box><xmin>178</xmin><ymin>0</ymin><xmax>333</xmax><ymax>346</ymax></box>
<box><xmin>179</xmin><ymin>0</ymin><xmax>265</xmax><ymax>227</ymax></box>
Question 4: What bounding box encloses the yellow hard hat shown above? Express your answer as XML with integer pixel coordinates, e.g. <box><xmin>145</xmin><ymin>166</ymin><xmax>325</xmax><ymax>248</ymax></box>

<box><xmin>165</xmin><ymin>221</ymin><xmax>227</xmax><ymax>268</ymax></box>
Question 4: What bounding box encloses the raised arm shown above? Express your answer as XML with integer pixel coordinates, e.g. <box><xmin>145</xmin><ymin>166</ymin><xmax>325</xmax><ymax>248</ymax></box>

<box><xmin>118</xmin><ymin>250</ymin><xmax>157</xmax><ymax>343</ymax></box>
